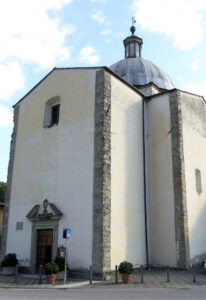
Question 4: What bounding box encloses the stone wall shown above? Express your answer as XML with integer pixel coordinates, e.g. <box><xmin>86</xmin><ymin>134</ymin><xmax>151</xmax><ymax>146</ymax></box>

<box><xmin>169</xmin><ymin>90</ymin><xmax>190</xmax><ymax>268</ymax></box>
<box><xmin>1</xmin><ymin>105</ymin><xmax>19</xmax><ymax>259</ymax></box>
<box><xmin>92</xmin><ymin>69</ymin><xmax>111</xmax><ymax>278</ymax></box>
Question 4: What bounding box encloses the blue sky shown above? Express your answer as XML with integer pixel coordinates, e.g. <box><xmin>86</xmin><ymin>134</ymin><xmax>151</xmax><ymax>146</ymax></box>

<box><xmin>1</xmin><ymin>0</ymin><xmax>206</xmax><ymax>181</ymax></box>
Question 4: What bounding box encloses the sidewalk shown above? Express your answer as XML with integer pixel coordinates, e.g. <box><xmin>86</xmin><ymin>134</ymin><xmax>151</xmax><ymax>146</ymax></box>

<box><xmin>0</xmin><ymin>273</ymin><xmax>91</xmax><ymax>289</ymax></box>
<box><xmin>0</xmin><ymin>269</ymin><xmax>206</xmax><ymax>289</ymax></box>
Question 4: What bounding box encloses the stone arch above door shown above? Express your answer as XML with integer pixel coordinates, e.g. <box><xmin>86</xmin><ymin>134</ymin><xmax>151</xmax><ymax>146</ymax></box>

<box><xmin>26</xmin><ymin>200</ymin><xmax>63</xmax><ymax>273</ymax></box>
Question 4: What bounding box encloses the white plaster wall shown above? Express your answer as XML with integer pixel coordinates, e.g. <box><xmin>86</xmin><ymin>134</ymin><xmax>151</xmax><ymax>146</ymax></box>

<box><xmin>110</xmin><ymin>77</ymin><xmax>146</xmax><ymax>268</ymax></box>
<box><xmin>147</xmin><ymin>94</ymin><xmax>176</xmax><ymax>267</ymax></box>
<box><xmin>7</xmin><ymin>69</ymin><xmax>96</xmax><ymax>269</ymax></box>
<box><xmin>181</xmin><ymin>93</ymin><xmax>206</xmax><ymax>261</ymax></box>
<box><xmin>138</xmin><ymin>84</ymin><xmax>160</xmax><ymax>97</ymax></box>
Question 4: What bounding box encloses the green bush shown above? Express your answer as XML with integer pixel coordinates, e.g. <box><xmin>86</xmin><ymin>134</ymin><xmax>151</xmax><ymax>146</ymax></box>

<box><xmin>54</xmin><ymin>256</ymin><xmax>65</xmax><ymax>271</ymax></box>
<box><xmin>1</xmin><ymin>253</ymin><xmax>18</xmax><ymax>267</ymax></box>
<box><xmin>118</xmin><ymin>261</ymin><xmax>134</xmax><ymax>274</ymax></box>
<box><xmin>45</xmin><ymin>262</ymin><xmax>59</xmax><ymax>274</ymax></box>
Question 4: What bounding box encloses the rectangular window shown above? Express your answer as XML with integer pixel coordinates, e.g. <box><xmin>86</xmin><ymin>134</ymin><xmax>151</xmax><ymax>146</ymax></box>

<box><xmin>51</xmin><ymin>104</ymin><xmax>60</xmax><ymax>125</ymax></box>
<box><xmin>195</xmin><ymin>169</ymin><xmax>202</xmax><ymax>194</ymax></box>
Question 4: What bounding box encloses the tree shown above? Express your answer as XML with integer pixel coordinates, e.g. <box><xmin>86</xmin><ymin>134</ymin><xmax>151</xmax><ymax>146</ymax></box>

<box><xmin>0</xmin><ymin>182</ymin><xmax>7</xmax><ymax>203</ymax></box>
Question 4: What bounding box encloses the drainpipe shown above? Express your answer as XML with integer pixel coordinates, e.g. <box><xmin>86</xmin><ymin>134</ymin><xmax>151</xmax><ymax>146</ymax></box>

<box><xmin>142</xmin><ymin>97</ymin><xmax>149</xmax><ymax>269</ymax></box>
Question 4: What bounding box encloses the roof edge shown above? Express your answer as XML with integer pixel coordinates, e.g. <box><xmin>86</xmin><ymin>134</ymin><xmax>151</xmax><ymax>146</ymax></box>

<box><xmin>145</xmin><ymin>88</ymin><xmax>206</xmax><ymax>103</ymax></box>
<box><xmin>13</xmin><ymin>66</ymin><xmax>144</xmax><ymax>108</ymax></box>
<box><xmin>13</xmin><ymin>67</ymin><xmax>107</xmax><ymax>108</ymax></box>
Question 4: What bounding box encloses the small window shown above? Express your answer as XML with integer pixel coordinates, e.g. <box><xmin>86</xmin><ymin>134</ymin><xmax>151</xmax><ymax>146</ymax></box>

<box><xmin>195</xmin><ymin>169</ymin><xmax>202</xmax><ymax>194</ymax></box>
<box><xmin>51</xmin><ymin>104</ymin><xmax>60</xmax><ymax>125</ymax></box>
<box><xmin>43</xmin><ymin>96</ymin><xmax>60</xmax><ymax>127</ymax></box>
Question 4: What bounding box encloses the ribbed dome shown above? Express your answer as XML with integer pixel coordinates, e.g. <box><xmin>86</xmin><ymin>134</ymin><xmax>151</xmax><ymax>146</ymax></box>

<box><xmin>110</xmin><ymin>57</ymin><xmax>174</xmax><ymax>90</ymax></box>
<box><xmin>110</xmin><ymin>22</ymin><xmax>174</xmax><ymax>90</ymax></box>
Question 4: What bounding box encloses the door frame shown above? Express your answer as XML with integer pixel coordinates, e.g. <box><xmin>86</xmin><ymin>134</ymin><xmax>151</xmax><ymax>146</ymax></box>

<box><xmin>26</xmin><ymin>201</ymin><xmax>63</xmax><ymax>273</ymax></box>
<box><xmin>30</xmin><ymin>220</ymin><xmax>59</xmax><ymax>273</ymax></box>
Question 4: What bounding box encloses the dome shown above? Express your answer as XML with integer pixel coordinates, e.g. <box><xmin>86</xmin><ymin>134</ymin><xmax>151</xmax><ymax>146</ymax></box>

<box><xmin>110</xmin><ymin>57</ymin><xmax>174</xmax><ymax>90</ymax></box>
<box><xmin>109</xmin><ymin>21</ymin><xmax>174</xmax><ymax>90</ymax></box>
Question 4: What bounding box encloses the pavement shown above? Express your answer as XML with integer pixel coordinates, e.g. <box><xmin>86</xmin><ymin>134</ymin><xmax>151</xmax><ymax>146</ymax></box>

<box><xmin>0</xmin><ymin>269</ymin><xmax>206</xmax><ymax>289</ymax></box>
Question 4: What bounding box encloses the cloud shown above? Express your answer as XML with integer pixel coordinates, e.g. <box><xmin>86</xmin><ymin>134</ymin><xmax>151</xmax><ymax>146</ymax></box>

<box><xmin>131</xmin><ymin>0</ymin><xmax>206</xmax><ymax>50</ymax></box>
<box><xmin>90</xmin><ymin>10</ymin><xmax>107</xmax><ymax>24</ymax></box>
<box><xmin>0</xmin><ymin>0</ymin><xmax>75</xmax><ymax>69</ymax></box>
<box><xmin>0</xmin><ymin>61</ymin><xmax>25</xmax><ymax>101</ymax></box>
<box><xmin>101</xmin><ymin>29</ymin><xmax>113</xmax><ymax>36</ymax></box>
<box><xmin>79</xmin><ymin>46</ymin><xmax>100</xmax><ymax>65</ymax></box>
<box><xmin>90</xmin><ymin>0</ymin><xmax>107</xmax><ymax>3</ymax></box>
<box><xmin>0</xmin><ymin>105</ymin><xmax>13</xmax><ymax>128</ymax></box>
<box><xmin>0</xmin><ymin>0</ymin><xmax>74</xmax><ymax>100</ymax></box>
<box><xmin>181</xmin><ymin>80</ymin><xmax>206</xmax><ymax>98</ymax></box>
<box><xmin>189</xmin><ymin>57</ymin><xmax>200</xmax><ymax>70</ymax></box>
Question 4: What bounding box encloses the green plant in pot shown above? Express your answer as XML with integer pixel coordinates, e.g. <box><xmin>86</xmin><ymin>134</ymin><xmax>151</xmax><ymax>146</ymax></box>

<box><xmin>118</xmin><ymin>261</ymin><xmax>134</xmax><ymax>284</ymax></box>
<box><xmin>45</xmin><ymin>262</ymin><xmax>59</xmax><ymax>284</ymax></box>
<box><xmin>1</xmin><ymin>253</ymin><xmax>18</xmax><ymax>275</ymax></box>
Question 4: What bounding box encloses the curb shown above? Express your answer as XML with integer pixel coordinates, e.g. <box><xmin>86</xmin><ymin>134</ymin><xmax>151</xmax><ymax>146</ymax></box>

<box><xmin>0</xmin><ymin>280</ymin><xmax>92</xmax><ymax>289</ymax></box>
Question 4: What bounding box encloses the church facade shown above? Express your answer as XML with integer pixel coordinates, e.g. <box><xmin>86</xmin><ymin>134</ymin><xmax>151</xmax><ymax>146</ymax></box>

<box><xmin>2</xmin><ymin>26</ymin><xmax>206</xmax><ymax>276</ymax></box>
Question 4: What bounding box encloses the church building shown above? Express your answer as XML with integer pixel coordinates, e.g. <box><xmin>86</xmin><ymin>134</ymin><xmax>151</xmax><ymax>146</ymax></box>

<box><xmin>2</xmin><ymin>24</ymin><xmax>206</xmax><ymax>277</ymax></box>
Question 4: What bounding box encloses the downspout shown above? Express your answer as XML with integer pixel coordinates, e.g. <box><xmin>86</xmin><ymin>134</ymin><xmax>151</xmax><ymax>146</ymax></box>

<box><xmin>142</xmin><ymin>97</ymin><xmax>149</xmax><ymax>269</ymax></box>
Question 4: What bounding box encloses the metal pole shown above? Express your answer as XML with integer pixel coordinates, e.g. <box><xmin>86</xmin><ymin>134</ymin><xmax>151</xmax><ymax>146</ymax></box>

<box><xmin>64</xmin><ymin>238</ymin><xmax>68</xmax><ymax>284</ymax></box>
<box><xmin>39</xmin><ymin>265</ymin><xmax>43</xmax><ymax>284</ymax></box>
<box><xmin>90</xmin><ymin>266</ymin><xmax>92</xmax><ymax>284</ymax></box>
<box><xmin>115</xmin><ymin>265</ymin><xmax>118</xmax><ymax>284</ymax></box>
<box><xmin>166</xmin><ymin>266</ymin><xmax>170</xmax><ymax>283</ymax></box>
<box><xmin>192</xmin><ymin>265</ymin><xmax>196</xmax><ymax>283</ymax></box>
<box><xmin>140</xmin><ymin>265</ymin><xmax>144</xmax><ymax>283</ymax></box>
<box><xmin>14</xmin><ymin>264</ymin><xmax>18</xmax><ymax>283</ymax></box>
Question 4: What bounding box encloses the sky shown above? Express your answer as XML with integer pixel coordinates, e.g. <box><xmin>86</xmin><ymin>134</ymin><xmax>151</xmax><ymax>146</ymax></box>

<box><xmin>1</xmin><ymin>0</ymin><xmax>206</xmax><ymax>181</ymax></box>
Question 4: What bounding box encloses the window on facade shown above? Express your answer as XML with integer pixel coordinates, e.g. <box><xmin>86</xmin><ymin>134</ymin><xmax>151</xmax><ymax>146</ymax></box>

<box><xmin>43</xmin><ymin>96</ymin><xmax>60</xmax><ymax>128</ymax></box>
<box><xmin>51</xmin><ymin>104</ymin><xmax>60</xmax><ymax>125</ymax></box>
<box><xmin>130</xmin><ymin>42</ymin><xmax>135</xmax><ymax>57</ymax></box>
<box><xmin>195</xmin><ymin>169</ymin><xmax>202</xmax><ymax>194</ymax></box>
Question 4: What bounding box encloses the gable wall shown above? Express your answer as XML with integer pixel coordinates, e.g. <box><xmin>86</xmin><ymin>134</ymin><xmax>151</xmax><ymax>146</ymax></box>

<box><xmin>6</xmin><ymin>69</ymin><xmax>96</xmax><ymax>269</ymax></box>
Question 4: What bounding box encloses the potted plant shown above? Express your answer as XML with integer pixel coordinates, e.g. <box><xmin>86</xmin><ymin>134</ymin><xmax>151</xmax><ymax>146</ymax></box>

<box><xmin>118</xmin><ymin>261</ymin><xmax>134</xmax><ymax>284</ymax></box>
<box><xmin>1</xmin><ymin>253</ymin><xmax>18</xmax><ymax>275</ymax></box>
<box><xmin>45</xmin><ymin>262</ymin><xmax>59</xmax><ymax>284</ymax></box>
<box><xmin>54</xmin><ymin>256</ymin><xmax>65</xmax><ymax>280</ymax></box>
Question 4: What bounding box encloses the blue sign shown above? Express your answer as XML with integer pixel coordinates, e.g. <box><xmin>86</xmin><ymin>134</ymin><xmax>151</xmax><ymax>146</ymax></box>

<box><xmin>66</xmin><ymin>228</ymin><xmax>71</xmax><ymax>239</ymax></box>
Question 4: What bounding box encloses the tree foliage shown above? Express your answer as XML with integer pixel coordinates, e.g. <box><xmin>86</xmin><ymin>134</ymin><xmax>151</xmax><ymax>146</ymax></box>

<box><xmin>0</xmin><ymin>182</ymin><xmax>7</xmax><ymax>203</ymax></box>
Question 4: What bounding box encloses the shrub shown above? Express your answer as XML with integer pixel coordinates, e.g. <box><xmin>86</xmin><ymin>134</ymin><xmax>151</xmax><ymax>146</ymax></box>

<box><xmin>1</xmin><ymin>253</ymin><xmax>18</xmax><ymax>267</ymax></box>
<box><xmin>54</xmin><ymin>256</ymin><xmax>65</xmax><ymax>271</ymax></box>
<box><xmin>118</xmin><ymin>261</ymin><xmax>134</xmax><ymax>275</ymax></box>
<box><xmin>45</xmin><ymin>262</ymin><xmax>59</xmax><ymax>275</ymax></box>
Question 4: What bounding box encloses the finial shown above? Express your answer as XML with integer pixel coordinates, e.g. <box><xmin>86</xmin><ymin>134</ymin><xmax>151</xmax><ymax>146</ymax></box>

<box><xmin>130</xmin><ymin>17</ymin><xmax>136</xmax><ymax>35</ymax></box>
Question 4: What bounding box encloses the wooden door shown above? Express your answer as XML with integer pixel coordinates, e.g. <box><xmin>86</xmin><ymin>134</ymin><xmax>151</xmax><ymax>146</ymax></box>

<box><xmin>36</xmin><ymin>229</ymin><xmax>53</xmax><ymax>267</ymax></box>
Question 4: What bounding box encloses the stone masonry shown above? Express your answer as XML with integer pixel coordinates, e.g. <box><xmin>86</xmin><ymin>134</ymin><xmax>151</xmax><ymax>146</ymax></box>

<box><xmin>92</xmin><ymin>69</ymin><xmax>111</xmax><ymax>278</ymax></box>
<box><xmin>169</xmin><ymin>90</ymin><xmax>190</xmax><ymax>268</ymax></box>
<box><xmin>1</xmin><ymin>105</ymin><xmax>20</xmax><ymax>259</ymax></box>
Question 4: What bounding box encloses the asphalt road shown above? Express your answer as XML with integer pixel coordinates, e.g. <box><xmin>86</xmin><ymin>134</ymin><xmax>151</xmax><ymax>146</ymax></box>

<box><xmin>0</xmin><ymin>286</ymin><xmax>206</xmax><ymax>300</ymax></box>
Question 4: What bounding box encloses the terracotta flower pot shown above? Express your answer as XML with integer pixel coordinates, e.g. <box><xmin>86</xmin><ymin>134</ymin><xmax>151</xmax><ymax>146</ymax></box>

<box><xmin>46</xmin><ymin>274</ymin><xmax>57</xmax><ymax>284</ymax></box>
<box><xmin>121</xmin><ymin>274</ymin><xmax>133</xmax><ymax>284</ymax></box>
